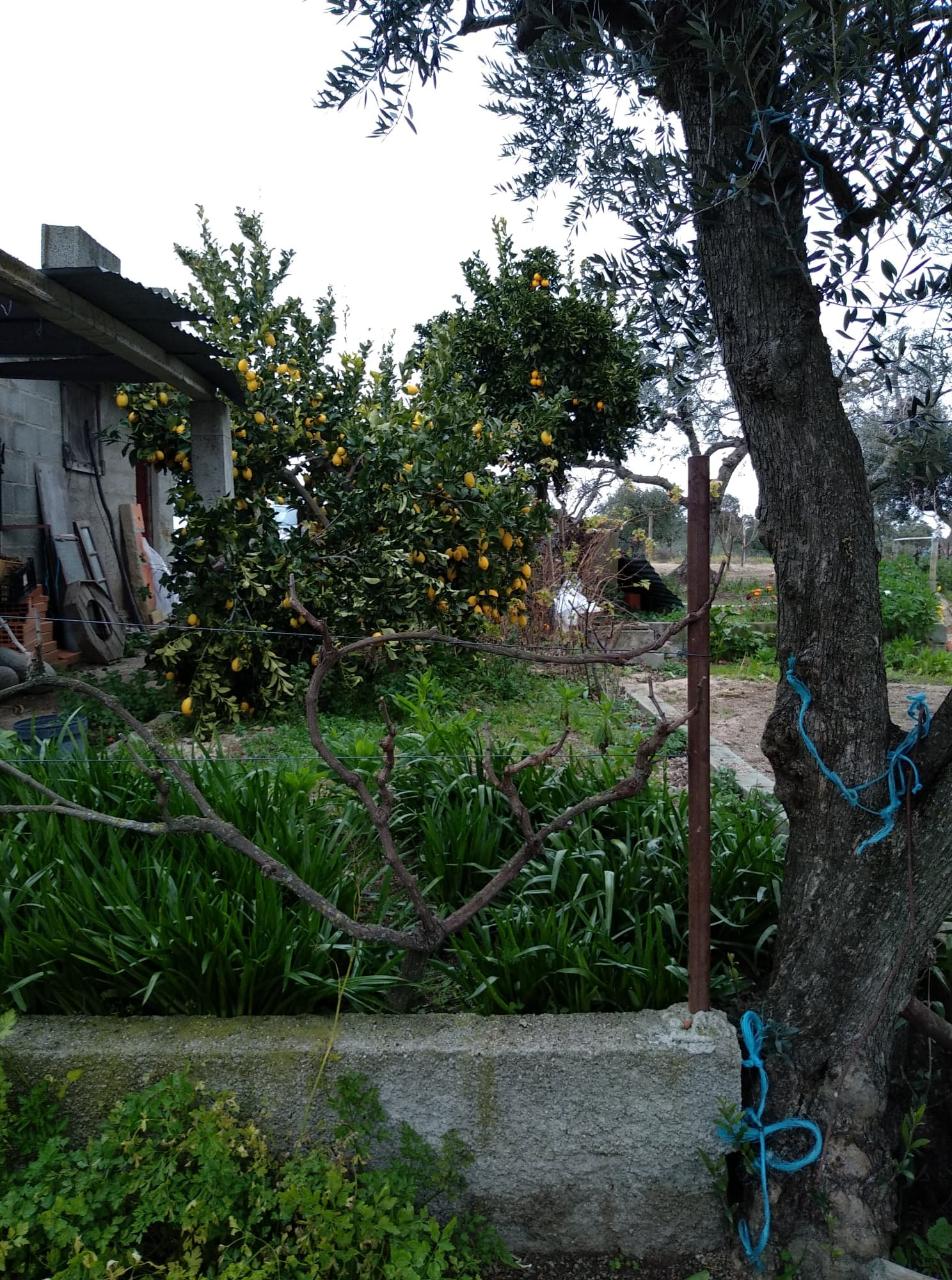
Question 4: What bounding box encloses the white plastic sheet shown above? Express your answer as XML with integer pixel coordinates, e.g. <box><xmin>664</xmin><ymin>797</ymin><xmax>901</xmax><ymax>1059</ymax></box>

<box><xmin>142</xmin><ymin>539</ymin><xmax>177</xmax><ymax>619</ymax></box>
<box><xmin>554</xmin><ymin>578</ymin><xmax>599</xmax><ymax>628</ymax></box>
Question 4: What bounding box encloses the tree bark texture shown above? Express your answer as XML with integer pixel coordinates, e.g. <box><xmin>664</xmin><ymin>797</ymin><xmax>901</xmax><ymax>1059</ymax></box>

<box><xmin>661</xmin><ymin>6</ymin><xmax>952</xmax><ymax>1274</ymax></box>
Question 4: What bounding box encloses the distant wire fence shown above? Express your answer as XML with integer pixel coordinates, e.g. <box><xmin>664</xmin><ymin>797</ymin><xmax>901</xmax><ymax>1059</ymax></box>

<box><xmin>1</xmin><ymin>611</ymin><xmax>691</xmax><ymax>657</ymax></box>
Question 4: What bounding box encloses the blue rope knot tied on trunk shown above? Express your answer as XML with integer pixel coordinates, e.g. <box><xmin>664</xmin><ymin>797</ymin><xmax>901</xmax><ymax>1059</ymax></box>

<box><xmin>720</xmin><ymin>1011</ymin><xmax>823</xmax><ymax>1271</ymax></box>
<box><xmin>785</xmin><ymin>656</ymin><xmax>931</xmax><ymax>855</ymax></box>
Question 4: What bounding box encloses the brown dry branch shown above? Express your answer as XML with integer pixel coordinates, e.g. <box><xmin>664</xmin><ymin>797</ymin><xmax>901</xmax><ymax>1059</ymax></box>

<box><xmin>1</xmin><ymin>598</ymin><xmax>698</xmax><ymax>984</ymax></box>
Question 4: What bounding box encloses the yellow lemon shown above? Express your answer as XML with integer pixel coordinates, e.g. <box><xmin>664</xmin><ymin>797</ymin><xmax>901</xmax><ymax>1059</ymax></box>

<box><xmin>115</xmin><ymin>391</ymin><xmax>129</xmax><ymax>408</ymax></box>
<box><xmin>289</xmin><ymin>617</ymin><xmax>299</xmax><ymax>629</ymax></box>
<box><xmin>254</xmin><ymin>411</ymin><xmax>266</xmax><ymax>425</ymax></box>
<box><xmin>242</xmin><ymin>467</ymin><xmax>253</xmax><ymax>481</ymax></box>
<box><xmin>464</xmin><ymin>472</ymin><xmax>476</xmax><ymax>489</ymax></box>
<box><xmin>404</xmin><ymin>383</ymin><xmax>419</xmax><ymax>395</ymax></box>
<box><xmin>540</xmin><ymin>430</ymin><xmax>553</xmax><ymax>446</ymax></box>
<box><xmin>237</xmin><ymin>358</ymin><xmax>250</xmax><ymax>374</ymax></box>
<box><xmin>180</xmin><ymin>696</ymin><xmax>193</xmax><ymax>716</ymax></box>
<box><xmin>182</xmin><ymin>459</ymin><xmax>191</xmax><ymax>471</ymax></box>
<box><xmin>502</xmin><ymin>531</ymin><xmax>514</xmax><ymax>550</ymax></box>
<box><xmin>403</xmin><ymin>462</ymin><xmax>414</xmax><ymax>473</ymax></box>
<box><xmin>158</xmin><ymin>391</ymin><xmax>169</xmax><ymax>405</ymax></box>
<box><xmin>224</xmin><ymin>598</ymin><xmax>234</xmax><ymax>610</ymax></box>
<box><xmin>174</xmin><ymin>424</ymin><xmax>186</xmax><ymax>435</ymax></box>
<box><xmin>240</xmin><ymin>700</ymin><xmax>251</xmax><ymax>713</ymax></box>
<box><xmin>231</xmin><ymin>449</ymin><xmax>238</xmax><ymax>460</ymax></box>
<box><xmin>517</xmin><ymin>614</ymin><xmax>528</xmax><ymax>628</ymax></box>
<box><xmin>520</xmin><ymin>563</ymin><xmax>532</xmax><ymax>579</ymax></box>
<box><xmin>281</xmin><ymin>595</ymin><xmax>292</xmax><ymax>609</ymax></box>
<box><xmin>128</xmin><ymin>411</ymin><xmax>138</xmax><ymax>423</ymax></box>
<box><xmin>264</xmin><ymin>331</ymin><xmax>276</xmax><ymax>347</ymax></box>
<box><xmin>230</xmin><ymin>657</ymin><xmax>243</xmax><ymax>673</ymax></box>
<box><xmin>310</xmin><ymin>652</ymin><xmax>319</xmax><ymax>667</ymax></box>
<box><xmin>164</xmin><ymin>671</ymin><xmax>175</xmax><ymax>681</ymax></box>
<box><xmin>154</xmin><ymin>450</ymin><xmax>165</xmax><ymax>462</ymax></box>
<box><xmin>595</xmin><ymin>400</ymin><xmax>605</xmax><ymax>411</ymax></box>
<box><xmin>467</xmin><ymin>595</ymin><xmax>478</xmax><ymax>606</ymax></box>
<box><xmin>186</xmin><ymin>613</ymin><xmax>199</xmax><ymax>626</ymax></box>
<box><xmin>478</xmin><ymin>554</ymin><xmax>490</xmax><ymax>571</ymax></box>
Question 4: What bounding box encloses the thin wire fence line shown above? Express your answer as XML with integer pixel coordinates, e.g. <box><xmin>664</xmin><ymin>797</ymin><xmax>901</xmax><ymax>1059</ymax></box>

<box><xmin>2</xmin><ymin>612</ymin><xmax>686</xmax><ymax>651</ymax></box>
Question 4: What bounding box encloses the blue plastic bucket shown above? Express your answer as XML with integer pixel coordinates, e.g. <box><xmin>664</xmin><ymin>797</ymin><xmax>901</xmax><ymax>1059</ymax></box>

<box><xmin>13</xmin><ymin>714</ymin><xmax>88</xmax><ymax>757</ymax></box>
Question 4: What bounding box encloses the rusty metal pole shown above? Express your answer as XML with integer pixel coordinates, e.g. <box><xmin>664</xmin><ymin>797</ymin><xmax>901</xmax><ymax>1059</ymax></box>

<box><xmin>687</xmin><ymin>454</ymin><xmax>711</xmax><ymax>1013</ymax></box>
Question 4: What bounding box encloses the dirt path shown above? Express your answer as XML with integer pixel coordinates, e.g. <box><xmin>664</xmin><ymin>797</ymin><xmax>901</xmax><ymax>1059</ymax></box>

<box><xmin>624</xmin><ymin>674</ymin><xmax>950</xmax><ymax>779</ymax></box>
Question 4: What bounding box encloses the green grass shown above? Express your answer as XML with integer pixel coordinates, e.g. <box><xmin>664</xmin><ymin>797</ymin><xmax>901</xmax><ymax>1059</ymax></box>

<box><xmin>713</xmin><ymin>657</ymin><xmax>780</xmax><ymax>681</ymax></box>
<box><xmin>231</xmin><ymin>660</ymin><xmax>645</xmax><ymax>762</ymax></box>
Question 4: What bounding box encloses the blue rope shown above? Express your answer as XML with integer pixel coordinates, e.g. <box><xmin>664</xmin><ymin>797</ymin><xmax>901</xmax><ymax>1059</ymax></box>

<box><xmin>785</xmin><ymin>656</ymin><xmax>931</xmax><ymax>855</ymax></box>
<box><xmin>720</xmin><ymin>1011</ymin><xmax>823</xmax><ymax>1271</ymax></box>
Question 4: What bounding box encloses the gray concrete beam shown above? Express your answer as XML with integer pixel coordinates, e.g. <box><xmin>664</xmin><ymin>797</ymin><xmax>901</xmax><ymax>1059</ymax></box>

<box><xmin>189</xmin><ymin>400</ymin><xmax>234</xmax><ymax>505</ymax></box>
<box><xmin>41</xmin><ymin>225</ymin><xmax>120</xmax><ymax>273</ymax></box>
<box><xmin>2</xmin><ymin>1006</ymin><xmax>740</xmax><ymax>1258</ymax></box>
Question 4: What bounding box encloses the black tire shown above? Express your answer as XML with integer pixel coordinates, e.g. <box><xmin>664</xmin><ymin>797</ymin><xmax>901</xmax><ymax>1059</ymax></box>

<box><xmin>62</xmin><ymin>581</ymin><xmax>126</xmax><ymax>664</ymax></box>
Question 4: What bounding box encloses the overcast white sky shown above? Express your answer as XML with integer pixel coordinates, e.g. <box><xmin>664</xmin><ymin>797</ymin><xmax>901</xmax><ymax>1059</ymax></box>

<box><xmin>2</xmin><ymin>0</ymin><xmax>758</xmax><ymax>510</ymax></box>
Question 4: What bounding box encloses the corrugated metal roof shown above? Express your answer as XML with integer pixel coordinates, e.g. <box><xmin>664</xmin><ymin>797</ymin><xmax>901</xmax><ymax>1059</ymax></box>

<box><xmin>0</xmin><ymin>267</ymin><xmax>243</xmax><ymax>403</ymax></box>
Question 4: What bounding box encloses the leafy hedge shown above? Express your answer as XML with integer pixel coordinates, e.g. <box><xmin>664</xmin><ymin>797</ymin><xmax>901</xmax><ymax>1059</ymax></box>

<box><xmin>0</xmin><ymin>1052</ymin><xmax>504</xmax><ymax>1280</ymax></box>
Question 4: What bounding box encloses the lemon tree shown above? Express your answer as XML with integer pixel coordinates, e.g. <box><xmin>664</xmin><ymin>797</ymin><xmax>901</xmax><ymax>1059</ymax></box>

<box><xmin>413</xmin><ymin>219</ymin><xmax>643</xmax><ymax>491</ymax></box>
<box><xmin>114</xmin><ymin>214</ymin><xmax>551</xmax><ymax>728</ymax></box>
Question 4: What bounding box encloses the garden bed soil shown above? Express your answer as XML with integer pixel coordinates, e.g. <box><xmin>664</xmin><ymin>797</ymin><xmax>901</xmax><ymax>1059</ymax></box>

<box><xmin>652</xmin><ymin>558</ymin><xmax>775</xmax><ymax>581</ymax></box>
<box><xmin>627</xmin><ymin>676</ymin><xmax>950</xmax><ymax>780</ymax></box>
<box><xmin>492</xmin><ymin>1249</ymin><xmax>745</xmax><ymax>1280</ymax></box>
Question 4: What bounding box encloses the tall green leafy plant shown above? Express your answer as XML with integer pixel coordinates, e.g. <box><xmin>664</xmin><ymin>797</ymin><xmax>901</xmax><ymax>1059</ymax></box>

<box><xmin>879</xmin><ymin>556</ymin><xmax>940</xmax><ymax>643</ymax></box>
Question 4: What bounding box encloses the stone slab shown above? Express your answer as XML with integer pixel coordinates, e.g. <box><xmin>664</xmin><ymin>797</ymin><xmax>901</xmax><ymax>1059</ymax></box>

<box><xmin>2</xmin><ymin>1006</ymin><xmax>740</xmax><ymax>1258</ymax></box>
<box><xmin>869</xmin><ymin>1260</ymin><xmax>935</xmax><ymax>1279</ymax></box>
<box><xmin>626</xmin><ymin>685</ymin><xmax>776</xmax><ymax>794</ymax></box>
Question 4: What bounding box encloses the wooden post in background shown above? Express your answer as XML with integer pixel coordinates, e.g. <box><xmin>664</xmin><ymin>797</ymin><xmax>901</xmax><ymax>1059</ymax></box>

<box><xmin>687</xmin><ymin>455</ymin><xmax>711</xmax><ymax>1013</ymax></box>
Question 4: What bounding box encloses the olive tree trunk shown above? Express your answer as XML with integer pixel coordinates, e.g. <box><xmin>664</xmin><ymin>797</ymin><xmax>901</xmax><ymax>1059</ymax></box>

<box><xmin>664</xmin><ymin>16</ymin><xmax>952</xmax><ymax>1276</ymax></box>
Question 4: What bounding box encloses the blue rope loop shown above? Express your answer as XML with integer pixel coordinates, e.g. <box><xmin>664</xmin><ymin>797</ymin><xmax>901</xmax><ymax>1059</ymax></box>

<box><xmin>785</xmin><ymin>656</ymin><xmax>931</xmax><ymax>855</ymax></box>
<box><xmin>719</xmin><ymin>1012</ymin><xmax>823</xmax><ymax>1271</ymax></box>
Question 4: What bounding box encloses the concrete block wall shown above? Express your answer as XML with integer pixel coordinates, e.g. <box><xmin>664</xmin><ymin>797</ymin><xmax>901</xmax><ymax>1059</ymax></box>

<box><xmin>1</xmin><ymin>1006</ymin><xmax>740</xmax><ymax>1259</ymax></box>
<box><xmin>0</xmin><ymin>378</ymin><xmax>63</xmax><ymax>577</ymax></box>
<box><xmin>0</xmin><ymin>380</ymin><xmax>167</xmax><ymax>621</ymax></box>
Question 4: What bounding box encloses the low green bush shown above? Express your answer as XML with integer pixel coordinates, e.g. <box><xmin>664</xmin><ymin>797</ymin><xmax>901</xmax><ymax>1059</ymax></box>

<box><xmin>60</xmin><ymin>666</ymin><xmax>177</xmax><ymax>747</ymax></box>
<box><xmin>884</xmin><ymin>636</ymin><xmax>952</xmax><ymax>681</ymax></box>
<box><xmin>0</xmin><ymin>1050</ymin><xmax>504</xmax><ymax>1280</ymax></box>
<box><xmin>879</xmin><ymin>556</ymin><xmax>941</xmax><ymax>643</ymax></box>
<box><xmin>709</xmin><ymin>606</ymin><xmax>774</xmax><ymax>663</ymax></box>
